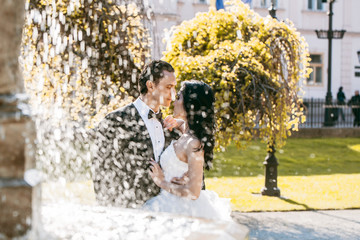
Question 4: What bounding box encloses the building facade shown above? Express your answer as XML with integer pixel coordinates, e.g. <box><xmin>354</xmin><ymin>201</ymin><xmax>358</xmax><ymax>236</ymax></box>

<box><xmin>150</xmin><ymin>0</ymin><xmax>360</xmax><ymax>99</ymax></box>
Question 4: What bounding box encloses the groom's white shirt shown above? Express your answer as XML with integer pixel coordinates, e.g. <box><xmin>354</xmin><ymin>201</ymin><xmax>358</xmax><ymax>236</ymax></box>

<box><xmin>133</xmin><ymin>98</ymin><xmax>165</xmax><ymax>162</ymax></box>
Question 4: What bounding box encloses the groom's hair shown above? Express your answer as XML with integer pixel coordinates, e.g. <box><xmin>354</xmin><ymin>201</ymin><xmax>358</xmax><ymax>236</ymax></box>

<box><xmin>138</xmin><ymin>60</ymin><xmax>175</xmax><ymax>95</ymax></box>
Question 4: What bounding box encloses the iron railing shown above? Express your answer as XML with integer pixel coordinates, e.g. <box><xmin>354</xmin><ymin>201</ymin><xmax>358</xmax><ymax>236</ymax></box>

<box><xmin>299</xmin><ymin>98</ymin><xmax>359</xmax><ymax>128</ymax></box>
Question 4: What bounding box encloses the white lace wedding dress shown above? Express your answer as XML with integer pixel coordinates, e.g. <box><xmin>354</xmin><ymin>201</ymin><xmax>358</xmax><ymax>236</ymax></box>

<box><xmin>142</xmin><ymin>141</ymin><xmax>232</xmax><ymax>221</ymax></box>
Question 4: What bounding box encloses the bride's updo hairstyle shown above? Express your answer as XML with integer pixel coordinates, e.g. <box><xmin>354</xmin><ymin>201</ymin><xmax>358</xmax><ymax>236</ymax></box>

<box><xmin>180</xmin><ymin>80</ymin><xmax>215</xmax><ymax>170</ymax></box>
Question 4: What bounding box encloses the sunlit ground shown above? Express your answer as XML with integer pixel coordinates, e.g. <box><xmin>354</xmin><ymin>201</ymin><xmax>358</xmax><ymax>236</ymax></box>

<box><xmin>349</xmin><ymin>144</ymin><xmax>360</xmax><ymax>152</ymax></box>
<box><xmin>207</xmin><ymin>174</ymin><xmax>360</xmax><ymax>212</ymax></box>
<box><xmin>41</xmin><ymin>138</ymin><xmax>360</xmax><ymax>212</ymax></box>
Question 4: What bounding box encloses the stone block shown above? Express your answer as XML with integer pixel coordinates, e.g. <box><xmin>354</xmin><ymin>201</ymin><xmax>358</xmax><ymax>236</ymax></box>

<box><xmin>0</xmin><ymin>0</ymin><xmax>25</xmax><ymax>94</ymax></box>
<box><xmin>0</xmin><ymin>185</ymin><xmax>32</xmax><ymax>238</ymax></box>
<box><xmin>0</xmin><ymin>120</ymin><xmax>36</xmax><ymax>179</ymax></box>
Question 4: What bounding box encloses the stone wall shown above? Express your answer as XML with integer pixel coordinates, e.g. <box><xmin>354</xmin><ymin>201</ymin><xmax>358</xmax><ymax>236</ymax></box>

<box><xmin>0</xmin><ymin>0</ymin><xmax>39</xmax><ymax>238</ymax></box>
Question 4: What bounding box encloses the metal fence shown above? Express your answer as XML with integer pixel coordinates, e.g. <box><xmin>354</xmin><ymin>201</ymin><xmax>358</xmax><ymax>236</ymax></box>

<box><xmin>299</xmin><ymin>98</ymin><xmax>359</xmax><ymax>128</ymax></box>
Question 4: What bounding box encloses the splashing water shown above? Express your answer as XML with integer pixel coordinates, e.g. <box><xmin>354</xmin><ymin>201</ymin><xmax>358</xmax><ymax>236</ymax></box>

<box><xmin>19</xmin><ymin>0</ymin><xmax>195</xmax><ymax>237</ymax></box>
<box><xmin>21</xmin><ymin>0</ymin><xmax>152</xmax><ymax>187</ymax></box>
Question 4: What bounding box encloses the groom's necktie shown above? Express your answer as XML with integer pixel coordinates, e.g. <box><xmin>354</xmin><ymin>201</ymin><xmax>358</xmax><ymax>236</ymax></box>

<box><xmin>148</xmin><ymin>110</ymin><xmax>163</xmax><ymax>122</ymax></box>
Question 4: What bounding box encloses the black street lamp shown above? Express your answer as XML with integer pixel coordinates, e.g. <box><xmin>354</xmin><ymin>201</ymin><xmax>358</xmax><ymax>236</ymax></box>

<box><xmin>261</xmin><ymin>0</ymin><xmax>280</xmax><ymax>197</ymax></box>
<box><xmin>315</xmin><ymin>0</ymin><xmax>346</xmax><ymax>126</ymax></box>
<box><xmin>261</xmin><ymin>145</ymin><xmax>280</xmax><ymax>197</ymax></box>
<box><xmin>268</xmin><ymin>0</ymin><xmax>277</xmax><ymax>20</ymax></box>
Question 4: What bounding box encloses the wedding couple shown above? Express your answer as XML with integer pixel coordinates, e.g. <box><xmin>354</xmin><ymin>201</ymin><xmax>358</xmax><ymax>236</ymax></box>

<box><xmin>92</xmin><ymin>60</ymin><xmax>231</xmax><ymax>221</ymax></box>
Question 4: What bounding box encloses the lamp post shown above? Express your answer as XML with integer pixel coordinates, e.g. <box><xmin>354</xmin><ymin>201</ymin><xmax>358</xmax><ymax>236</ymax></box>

<box><xmin>315</xmin><ymin>0</ymin><xmax>346</xmax><ymax>126</ymax></box>
<box><xmin>261</xmin><ymin>0</ymin><xmax>281</xmax><ymax>197</ymax></box>
<box><xmin>268</xmin><ymin>0</ymin><xmax>277</xmax><ymax>19</ymax></box>
<box><xmin>261</xmin><ymin>144</ymin><xmax>280</xmax><ymax>197</ymax></box>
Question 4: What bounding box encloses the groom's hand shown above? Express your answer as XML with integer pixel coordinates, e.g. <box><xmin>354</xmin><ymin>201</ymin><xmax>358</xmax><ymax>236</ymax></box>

<box><xmin>149</xmin><ymin>159</ymin><xmax>165</xmax><ymax>187</ymax></box>
<box><xmin>163</xmin><ymin>116</ymin><xmax>184</xmax><ymax>131</ymax></box>
<box><xmin>171</xmin><ymin>172</ymin><xmax>189</xmax><ymax>185</ymax></box>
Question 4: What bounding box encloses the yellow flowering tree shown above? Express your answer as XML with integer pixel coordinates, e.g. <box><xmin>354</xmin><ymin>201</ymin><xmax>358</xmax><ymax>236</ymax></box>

<box><xmin>164</xmin><ymin>0</ymin><xmax>310</xmax><ymax>151</ymax></box>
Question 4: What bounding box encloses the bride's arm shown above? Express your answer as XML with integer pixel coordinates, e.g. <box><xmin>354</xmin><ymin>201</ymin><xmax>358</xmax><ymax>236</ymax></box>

<box><xmin>149</xmin><ymin>140</ymin><xmax>204</xmax><ymax>200</ymax></box>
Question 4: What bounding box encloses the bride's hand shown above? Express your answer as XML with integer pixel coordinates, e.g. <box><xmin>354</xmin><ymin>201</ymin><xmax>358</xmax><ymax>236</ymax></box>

<box><xmin>149</xmin><ymin>159</ymin><xmax>165</xmax><ymax>187</ymax></box>
<box><xmin>163</xmin><ymin>116</ymin><xmax>184</xmax><ymax>131</ymax></box>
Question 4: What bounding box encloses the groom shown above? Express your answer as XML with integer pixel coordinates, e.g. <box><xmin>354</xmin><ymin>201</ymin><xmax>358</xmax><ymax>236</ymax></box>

<box><xmin>92</xmin><ymin>60</ymin><xmax>180</xmax><ymax>208</ymax></box>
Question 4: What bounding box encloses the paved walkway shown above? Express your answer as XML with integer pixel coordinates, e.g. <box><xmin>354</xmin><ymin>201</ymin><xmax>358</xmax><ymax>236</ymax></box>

<box><xmin>231</xmin><ymin>209</ymin><xmax>360</xmax><ymax>240</ymax></box>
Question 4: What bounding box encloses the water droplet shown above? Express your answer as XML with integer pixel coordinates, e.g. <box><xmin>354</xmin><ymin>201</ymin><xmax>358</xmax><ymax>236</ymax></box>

<box><xmin>236</xmin><ymin>30</ymin><xmax>242</xmax><ymax>39</ymax></box>
<box><xmin>64</xmin><ymin>65</ymin><xmax>70</xmax><ymax>75</ymax></box>
<box><xmin>86</xmin><ymin>47</ymin><xmax>92</xmax><ymax>57</ymax></box>
<box><xmin>78</xmin><ymin>30</ymin><xmax>83</xmax><ymax>41</ymax></box>
<box><xmin>80</xmin><ymin>41</ymin><xmax>85</xmax><ymax>52</ymax></box>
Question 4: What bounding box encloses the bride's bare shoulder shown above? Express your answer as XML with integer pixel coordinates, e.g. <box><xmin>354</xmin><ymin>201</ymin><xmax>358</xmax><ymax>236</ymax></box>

<box><xmin>183</xmin><ymin>135</ymin><xmax>202</xmax><ymax>153</ymax></box>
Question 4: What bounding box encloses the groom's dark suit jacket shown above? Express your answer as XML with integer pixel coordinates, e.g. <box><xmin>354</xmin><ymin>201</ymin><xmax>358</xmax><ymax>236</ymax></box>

<box><xmin>92</xmin><ymin>103</ymin><xmax>180</xmax><ymax>208</ymax></box>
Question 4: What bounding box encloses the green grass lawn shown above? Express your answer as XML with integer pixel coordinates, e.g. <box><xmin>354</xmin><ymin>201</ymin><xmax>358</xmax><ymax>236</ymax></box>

<box><xmin>206</xmin><ymin>137</ymin><xmax>360</xmax><ymax>177</ymax></box>
<box><xmin>204</xmin><ymin>137</ymin><xmax>360</xmax><ymax>211</ymax></box>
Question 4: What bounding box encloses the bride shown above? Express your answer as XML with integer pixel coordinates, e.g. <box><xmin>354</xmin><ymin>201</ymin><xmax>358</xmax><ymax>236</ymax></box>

<box><xmin>142</xmin><ymin>80</ymin><xmax>232</xmax><ymax>221</ymax></box>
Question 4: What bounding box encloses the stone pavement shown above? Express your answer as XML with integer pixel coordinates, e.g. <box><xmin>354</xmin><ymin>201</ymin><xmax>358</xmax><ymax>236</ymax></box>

<box><xmin>231</xmin><ymin>209</ymin><xmax>360</xmax><ymax>240</ymax></box>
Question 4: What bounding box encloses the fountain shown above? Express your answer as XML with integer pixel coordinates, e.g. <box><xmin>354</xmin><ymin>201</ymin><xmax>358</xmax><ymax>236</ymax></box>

<box><xmin>0</xmin><ymin>0</ymin><xmax>249</xmax><ymax>239</ymax></box>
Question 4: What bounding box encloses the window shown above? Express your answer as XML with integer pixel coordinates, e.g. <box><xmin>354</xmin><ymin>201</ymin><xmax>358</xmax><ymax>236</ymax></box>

<box><xmin>308</xmin><ymin>0</ymin><xmax>324</xmax><ymax>11</ymax></box>
<box><xmin>260</xmin><ymin>0</ymin><xmax>277</xmax><ymax>8</ymax></box>
<box><xmin>307</xmin><ymin>54</ymin><xmax>323</xmax><ymax>85</ymax></box>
